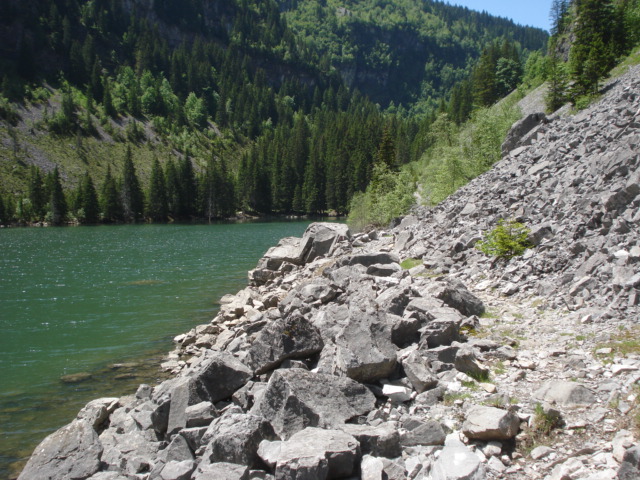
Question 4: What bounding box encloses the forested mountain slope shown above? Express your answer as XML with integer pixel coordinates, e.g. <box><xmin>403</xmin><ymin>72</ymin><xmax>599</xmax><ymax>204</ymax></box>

<box><xmin>0</xmin><ymin>0</ymin><xmax>547</xmax><ymax>225</ymax></box>
<box><xmin>277</xmin><ymin>0</ymin><xmax>548</xmax><ymax>110</ymax></box>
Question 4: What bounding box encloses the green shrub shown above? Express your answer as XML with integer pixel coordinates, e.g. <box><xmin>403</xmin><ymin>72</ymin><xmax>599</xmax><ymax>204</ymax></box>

<box><xmin>476</xmin><ymin>219</ymin><xmax>532</xmax><ymax>259</ymax></box>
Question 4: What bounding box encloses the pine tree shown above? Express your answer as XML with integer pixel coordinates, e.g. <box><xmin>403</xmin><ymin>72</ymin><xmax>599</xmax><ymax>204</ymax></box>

<box><xmin>0</xmin><ymin>194</ymin><xmax>5</xmax><ymax>225</ymax></box>
<box><xmin>570</xmin><ymin>0</ymin><xmax>616</xmax><ymax>96</ymax></box>
<box><xmin>46</xmin><ymin>167</ymin><xmax>68</xmax><ymax>225</ymax></box>
<box><xmin>376</xmin><ymin>126</ymin><xmax>396</xmax><ymax>169</ymax></box>
<box><xmin>120</xmin><ymin>145</ymin><xmax>144</xmax><ymax>221</ymax></box>
<box><xmin>546</xmin><ymin>44</ymin><xmax>569</xmax><ymax>112</ymax></box>
<box><xmin>147</xmin><ymin>157</ymin><xmax>167</xmax><ymax>222</ymax></box>
<box><xmin>28</xmin><ymin>166</ymin><xmax>47</xmax><ymax>221</ymax></box>
<box><xmin>178</xmin><ymin>155</ymin><xmax>197</xmax><ymax>218</ymax></box>
<box><xmin>79</xmin><ymin>172</ymin><xmax>100</xmax><ymax>224</ymax></box>
<box><xmin>100</xmin><ymin>166</ymin><xmax>121</xmax><ymax>223</ymax></box>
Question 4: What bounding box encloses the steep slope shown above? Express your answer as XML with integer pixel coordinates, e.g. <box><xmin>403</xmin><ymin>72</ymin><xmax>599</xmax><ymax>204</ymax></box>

<box><xmin>396</xmin><ymin>63</ymin><xmax>640</xmax><ymax>323</ymax></box>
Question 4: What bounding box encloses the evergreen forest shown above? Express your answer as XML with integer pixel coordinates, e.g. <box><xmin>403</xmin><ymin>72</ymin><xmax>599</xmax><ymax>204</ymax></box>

<box><xmin>0</xmin><ymin>0</ymin><xmax>636</xmax><ymax>227</ymax></box>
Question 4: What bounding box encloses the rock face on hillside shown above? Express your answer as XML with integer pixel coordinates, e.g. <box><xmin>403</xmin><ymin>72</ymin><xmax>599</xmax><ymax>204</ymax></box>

<box><xmin>18</xmin><ymin>65</ymin><xmax>640</xmax><ymax>480</ymax></box>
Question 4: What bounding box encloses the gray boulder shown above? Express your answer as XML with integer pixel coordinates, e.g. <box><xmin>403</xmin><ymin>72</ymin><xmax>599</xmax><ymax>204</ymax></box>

<box><xmin>501</xmin><ymin>112</ymin><xmax>547</xmax><ymax>155</ymax></box>
<box><xmin>76</xmin><ymin>398</ymin><xmax>120</xmax><ymax>431</ymax></box>
<box><xmin>258</xmin><ymin>427</ymin><xmax>360</xmax><ymax>479</ymax></box>
<box><xmin>454</xmin><ymin>347</ymin><xmax>489</xmax><ymax>379</ymax></box>
<box><xmin>402</xmin><ymin>350</ymin><xmax>438</xmax><ymax>393</ymax></box>
<box><xmin>158</xmin><ymin>460</ymin><xmax>195</xmax><ymax>480</ymax></box>
<box><xmin>316</xmin><ymin>306</ymin><xmax>397</xmax><ymax>382</ymax></box>
<box><xmin>618</xmin><ymin>445</ymin><xmax>640</xmax><ymax>480</ymax></box>
<box><xmin>192</xmin><ymin>462</ymin><xmax>250</xmax><ymax>480</ymax></box>
<box><xmin>200</xmin><ymin>413</ymin><xmax>278</xmax><ymax>467</ymax></box>
<box><xmin>533</xmin><ymin>380</ymin><xmax>597</xmax><ymax>407</ymax></box>
<box><xmin>301</xmin><ymin>222</ymin><xmax>351</xmax><ymax>263</ymax></box>
<box><xmin>340</xmin><ymin>252</ymin><xmax>400</xmax><ymax>268</ymax></box>
<box><xmin>433</xmin><ymin>280</ymin><xmax>485</xmax><ymax>317</ymax></box>
<box><xmin>245</xmin><ymin>315</ymin><xmax>324</xmax><ymax>375</ymax></box>
<box><xmin>400</xmin><ymin>417</ymin><xmax>446</xmax><ymax>446</ymax></box>
<box><xmin>339</xmin><ymin>423</ymin><xmax>402</xmax><ymax>458</ymax></box>
<box><xmin>462</xmin><ymin>406</ymin><xmax>520</xmax><ymax>441</ymax></box>
<box><xmin>430</xmin><ymin>444</ymin><xmax>487</xmax><ymax>480</ymax></box>
<box><xmin>254</xmin><ymin>369</ymin><xmax>375</xmax><ymax>439</ymax></box>
<box><xmin>18</xmin><ymin>420</ymin><xmax>103</xmax><ymax>480</ymax></box>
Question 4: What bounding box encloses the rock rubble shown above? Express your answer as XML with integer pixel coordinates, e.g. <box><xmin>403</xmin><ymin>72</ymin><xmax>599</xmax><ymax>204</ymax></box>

<box><xmin>18</xmin><ymin>64</ymin><xmax>640</xmax><ymax>480</ymax></box>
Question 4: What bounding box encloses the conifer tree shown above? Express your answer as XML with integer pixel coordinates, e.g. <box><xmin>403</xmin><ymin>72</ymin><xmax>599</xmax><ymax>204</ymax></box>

<box><xmin>178</xmin><ymin>155</ymin><xmax>197</xmax><ymax>218</ymax></box>
<box><xmin>28</xmin><ymin>166</ymin><xmax>47</xmax><ymax>221</ymax></box>
<box><xmin>147</xmin><ymin>157</ymin><xmax>167</xmax><ymax>222</ymax></box>
<box><xmin>570</xmin><ymin>0</ymin><xmax>616</xmax><ymax>96</ymax></box>
<box><xmin>0</xmin><ymin>194</ymin><xmax>5</xmax><ymax>224</ymax></box>
<box><xmin>101</xmin><ymin>165</ymin><xmax>122</xmax><ymax>223</ymax></box>
<box><xmin>46</xmin><ymin>167</ymin><xmax>68</xmax><ymax>225</ymax></box>
<box><xmin>120</xmin><ymin>145</ymin><xmax>144</xmax><ymax>221</ymax></box>
<box><xmin>79</xmin><ymin>172</ymin><xmax>100</xmax><ymax>224</ymax></box>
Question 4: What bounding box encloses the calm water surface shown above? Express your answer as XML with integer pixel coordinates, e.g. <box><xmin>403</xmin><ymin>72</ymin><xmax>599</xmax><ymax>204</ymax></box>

<box><xmin>0</xmin><ymin>221</ymin><xmax>314</xmax><ymax>478</ymax></box>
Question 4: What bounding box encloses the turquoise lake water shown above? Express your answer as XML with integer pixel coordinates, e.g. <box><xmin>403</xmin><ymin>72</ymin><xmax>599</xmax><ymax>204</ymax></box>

<box><xmin>0</xmin><ymin>221</ymin><xmax>314</xmax><ymax>478</ymax></box>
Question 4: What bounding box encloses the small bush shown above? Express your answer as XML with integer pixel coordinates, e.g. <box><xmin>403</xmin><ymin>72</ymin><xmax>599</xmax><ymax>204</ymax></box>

<box><xmin>476</xmin><ymin>219</ymin><xmax>532</xmax><ymax>259</ymax></box>
<box><xmin>400</xmin><ymin>258</ymin><xmax>423</xmax><ymax>270</ymax></box>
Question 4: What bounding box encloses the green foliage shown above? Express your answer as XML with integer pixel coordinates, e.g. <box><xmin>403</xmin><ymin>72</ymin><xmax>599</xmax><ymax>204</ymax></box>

<box><xmin>400</xmin><ymin>258</ymin><xmax>423</xmax><ymax>270</ymax></box>
<box><xmin>347</xmin><ymin>162</ymin><xmax>415</xmax><ymax>231</ymax></box>
<box><xmin>476</xmin><ymin>219</ymin><xmax>533</xmax><ymax>259</ymax></box>
<box><xmin>419</xmin><ymin>98</ymin><xmax>521</xmax><ymax>205</ymax></box>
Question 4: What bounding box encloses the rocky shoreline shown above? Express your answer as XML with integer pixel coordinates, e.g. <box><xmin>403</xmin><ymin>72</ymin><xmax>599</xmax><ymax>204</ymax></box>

<box><xmin>17</xmin><ymin>64</ymin><xmax>640</xmax><ymax>480</ymax></box>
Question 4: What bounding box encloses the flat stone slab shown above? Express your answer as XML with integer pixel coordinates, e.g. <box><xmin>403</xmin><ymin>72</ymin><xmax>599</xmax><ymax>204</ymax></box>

<box><xmin>462</xmin><ymin>405</ymin><xmax>520</xmax><ymax>441</ymax></box>
<box><xmin>533</xmin><ymin>380</ymin><xmax>597</xmax><ymax>407</ymax></box>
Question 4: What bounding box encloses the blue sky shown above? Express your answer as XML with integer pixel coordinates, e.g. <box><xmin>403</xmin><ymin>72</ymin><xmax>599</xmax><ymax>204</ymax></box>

<box><xmin>447</xmin><ymin>0</ymin><xmax>553</xmax><ymax>31</ymax></box>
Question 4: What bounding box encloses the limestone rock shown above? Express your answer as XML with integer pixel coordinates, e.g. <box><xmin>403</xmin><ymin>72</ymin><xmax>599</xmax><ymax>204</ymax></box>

<box><xmin>254</xmin><ymin>369</ymin><xmax>375</xmax><ymax>439</ymax></box>
<box><xmin>18</xmin><ymin>420</ymin><xmax>103</xmax><ymax>480</ymax></box>
<box><xmin>533</xmin><ymin>380</ymin><xmax>597</xmax><ymax>407</ymax></box>
<box><xmin>258</xmin><ymin>427</ymin><xmax>360</xmax><ymax>479</ymax></box>
<box><xmin>200</xmin><ymin>413</ymin><xmax>278</xmax><ymax>467</ymax></box>
<box><xmin>339</xmin><ymin>423</ymin><xmax>402</xmax><ymax>458</ymax></box>
<box><xmin>245</xmin><ymin>315</ymin><xmax>323</xmax><ymax>375</ymax></box>
<box><xmin>462</xmin><ymin>406</ymin><xmax>520</xmax><ymax>441</ymax></box>
<box><xmin>430</xmin><ymin>444</ymin><xmax>487</xmax><ymax>480</ymax></box>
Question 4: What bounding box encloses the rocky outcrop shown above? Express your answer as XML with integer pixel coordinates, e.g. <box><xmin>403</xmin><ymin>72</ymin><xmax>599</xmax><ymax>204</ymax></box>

<box><xmin>19</xmin><ymin>64</ymin><xmax>640</xmax><ymax>480</ymax></box>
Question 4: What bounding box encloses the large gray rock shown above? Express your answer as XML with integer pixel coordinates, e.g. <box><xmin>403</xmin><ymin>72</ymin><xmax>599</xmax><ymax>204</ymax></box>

<box><xmin>433</xmin><ymin>280</ymin><xmax>485</xmax><ymax>317</ymax></box>
<box><xmin>192</xmin><ymin>351</ymin><xmax>253</xmax><ymax>402</ymax></box>
<box><xmin>301</xmin><ymin>222</ymin><xmax>351</xmax><ymax>263</ymax></box>
<box><xmin>258</xmin><ymin>427</ymin><xmax>360</xmax><ymax>479</ymax></box>
<box><xmin>253</xmin><ymin>369</ymin><xmax>375</xmax><ymax>439</ymax></box>
<box><xmin>454</xmin><ymin>347</ymin><xmax>490</xmax><ymax>379</ymax></box>
<box><xmin>533</xmin><ymin>380</ymin><xmax>597</xmax><ymax>407</ymax></box>
<box><xmin>462</xmin><ymin>406</ymin><xmax>520</xmax><ymax>441</ymax></box>
<box><xmin>18</xmin><ymin>420</ymin><xmax>103</xmax><ymax>480</ymax></box>
<box><xmin>501</xmin><ymin>112</ymin><xmax>547</xmax><ymax>155</ymax></box>
<box><xmin>402</xmin><ymin>350</ymin><xmax>438</xmax><ymax>393</ymax></box>
<box><xmin>316</xmin><ymin>306</ymin><xmax>397</xmax><ymax>383</ymax></box>
<box><xmin>167</xmin><ymin>378</ymin><xmax>206</xmax><ymax>436</ymax></box>
<box><xmin>245</xmin><ymin>315</ymin><xmax>324</xmax><ymax>375</ymax></box>
<box><xmin>430</xmin><ymin>444</ymin><xmax>487</xmax><ymax>480</ymax></box>
<box><xmin>339</xmin><ymin>423</ymin><xmax>402</xmax><ymax>458</ymax></box>
<box><xmin>200</xmin><ymin>413</ymin><xmax>278</xmax><ymax>467</ymax></box>
<box><xmin>158</xmin><ymin>460</ymin><xmax>195</xmax><ymax>480</ymax></box>
<box><xmin>76</xmin><ymin>398</ymin><xmax>120</xmax><ymax>431</ymax></box>
<box><xmin>340</xmin><ymin>252</ymin><xmax>400</xmax><ymax>268</ymax></box>
<box><xmin>99</xmin><ymin>429</ymin><xmax>161</xmax><ymax>475</ymax></box>
<box><xmin>400</xmin><ymin>417</ymin><xmax>446</xmax><ymax>446</ymax></box>
<box><xmin>618</xmin><ymin>445</ymin><xmax>640</xmax><ymax>480</ymax></box>
<box><xmin>192</xmin><ymin>462</ymin><xmax>250</xmax><ymax>480</ymax></box>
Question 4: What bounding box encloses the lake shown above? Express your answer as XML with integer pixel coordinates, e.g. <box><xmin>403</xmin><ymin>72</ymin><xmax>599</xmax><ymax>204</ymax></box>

<box><xmin>0</xmin><ymin>220</ymin><xmax>315</xmax><ymax>478</ymax></box>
